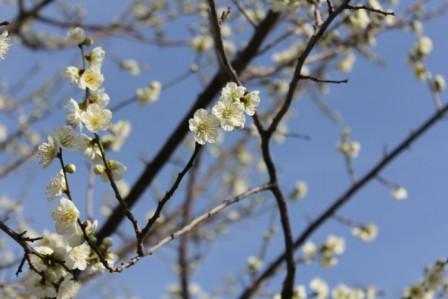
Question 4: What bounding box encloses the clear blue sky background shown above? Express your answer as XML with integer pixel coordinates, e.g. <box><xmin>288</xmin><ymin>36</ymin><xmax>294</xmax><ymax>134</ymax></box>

<box><xmin>1</xmin><ymin>1</ymin><xmax>448</xmax><ymax>298</ymax></box>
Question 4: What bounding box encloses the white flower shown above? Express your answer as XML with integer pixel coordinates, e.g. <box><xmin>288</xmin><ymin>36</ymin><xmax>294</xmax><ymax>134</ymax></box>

<box><xmin>337</xmin><ymin>52</ymin><xmax>356</xmax><ymax>73</ymax></box>
<box><xmin>51</xmin><ymin>197</ymin><xmax>80</xmax><ymax>234</ymax></box>
<box><xmin>57</xmin><ymin>277</ymin><xmax>81</xmax><ymax>299</ymax></box>
<box><xmin>291</xmin><ymin>180</ymin><xmax>308</xmax><ymax>201</ymax></box>
<box><xmin>67</xmin><ymin>220</ymin><xmax>98</xmax><ymax>247</ymax></box>
<box><xmin>65</xmin><ymin>98</ymin><xmax>83</xmax><ymax>128</ymax></box>
<box><xmin>269</xmin><ymin>0</ymin><xmax>301</xmax><ymax>13</ymax></box>
<box><xmin>104</xmin><ymin>120</ymin><xmax>132</xmax><ymax>151</ymax></box>
<box><xmin>66</xmin><ymin>27</ymin><xmax>86</xmax><ymax>45</ymax></box>
<box><xmin>302</xmin><ymin>241</ymin><xmax>317</xmax><ymax>261</ymax></box>
<box><xmin>37</xmin><ymin>136</ymin><xmax>58</xmax><ymax>168</ymax></box>
<box><xmin>294</xmin><ymin>286</ymin><xmax>307</xmax><ymax>299</ymax></box>
<box><xmin>221</xmin><ymin>82</ymin><xmax>246</xmax><ymax>102</ymax></box>
<box><xmin>434</xmin><ymin>74</ymin><xmax>446</xmax><ymax>92</ymax></box>
<box><xmin>79</xmin><ymin>68</ymin><xmax>104</xmax><ymax>91</ymax></box>
<box><xmin>0</xmin><ymin>31</ymin><xmax>10</xmax><ymax>60</ymax></box>
<box><xmin>96</xmin><ymin>160</ymin><xmax>127</xmax><ymax>182</ymax></box>
<box><xmin>87</xmin><ymin>88</ymin><xmax>110</xmax><ymax>107</ymax></box>
<box><xmin>190</xmin><ymin>35</ymin><xmax>213</xmax><ymax>53</ymax></box>
<box><xmin>66</xmin><ymin>243</ymin><xmax>90</xmax><ymax>270</ymax></box>
<box><xmin>332</xmin><ymin>284</ymin><xmax>352</xmax><ymax>299</ymax></box>
<box><xmin>189</xmin><ymin>108</ymin><xmax>220</xmax><ymax>145</ymax></box>
<box><xmin>79</xmin><ymin>134</ymin><xmax>102</xmax><ymax>160</ymax></box>
<box><xmin>23</xmin><ymin>271</ymin><xmax>57</xmax><ymax>298</ymax></box>
<box><xmin>89</xmin><ymin>46</ymin><xmax>106</xmax><ymax>68</ymax></box>
<box><xmin>46</xmin><ymin>170</ymin><xmax>67</xmax><ymax>201</ymax></box>
<box><xmin>352</xmin><ymin>223</ymin><xmax>378</xmax><ymax>242</ymax></box>
<box><xmin>324</xmin><ymin>235</ymin><xmax>345</xmax><ymax>256</ymax></box>
<box><xmin>212</xmin><ymin>97</ymin><xmax>245</xmax><ymax>131</ymax></box>
<box><xmin>80</xmin><ymin>103</ymin><xmax>112</xmax><ymax>132</ymax></box>
<box><xmin>136</xmin><ymin>81</ymin><xmax>162</xmax><ymax>105</ymax></box>
<box><xmin>241</xmin><ymin>90</ymin><xmax>260</xmax><ymax>116</ymax></box>
<box><xmin>348</xmin><ymin>9</ymin><xmax>370</xmax><ymax>30</ymax></box>
<box><xmin>391</xmin><ymin>186</ymin><xmax>407</xmax><ymax>200</ymax></box>
<box><xmin>247</xmin><ymin>256</ymin><xmax>263</xmax><ymax>272</ymax></box>
<box><xmin>337</xmin><ymin>140</ymin><xmax>361</xmax><ymax>158</ymax></box>
<box><xmin>310</xmin><ymin>278</ymin><xmax>329</xmax><ymax>299</ymax></box>
<box><xmin>120</xmin><ymin>59</ymin><xmax>140</xmax><ymax>76</ymax></box>
<box><xmin>418</xmin><ymin>36</ymin><xmax>433</xmax><ymax>56</ymax></box>
<box><xmin>53</xmin><ymin>126</ymin><xmax>81</xmax><ymax>149</ymax></box>
<box><xmin>65</xmin><ymin>66</ymin><xmax>81</xmax><ymax>84</ymax></box>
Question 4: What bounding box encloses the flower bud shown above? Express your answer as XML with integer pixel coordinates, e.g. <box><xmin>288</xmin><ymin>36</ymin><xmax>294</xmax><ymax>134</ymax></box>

<box><xmin>65</xmin><ymin>163</ymin><xmax>77</xmax><ymax>173</ymax></box>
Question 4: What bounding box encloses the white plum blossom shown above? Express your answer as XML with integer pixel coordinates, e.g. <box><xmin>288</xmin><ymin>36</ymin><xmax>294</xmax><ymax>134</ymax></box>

<box><xmin>37</xmin><ymin>136</ymin><xmax>59</xmax><ymax>168</ymax></box>
<box><xmin>23</xmin><ymin>271</ymin><xmax>57</xmax><ymax>298</ymax></box>
<box><xmin>87</xmin><ymin>88</ymin><xmax>110</xmax><ymax>107</ymax></box>
<box><xmin>241</xmin><ymin>90</ymin><xmax>260</xmax><ymax>116</ymax></box>
<box><xmin>391</xmin><ymin>186</ymin><xmax>408</xmax><ymax>200</ymax></box>
<box><xmin>0</xmin><ymin>30</ymin><xmax>10</xmax><ymax>60</ymax></box>
<box><xmin>89</xmin><ymin>46</ymin><xmax>106</xmax><ymax>68</ymax></box>
<box><xmin>66</xmin><ymin>243</ymin><xmax>90</xmax><ymax>270</ymax></box>
<box><xmin>53</xmin><ymin>126</ymin><xmax>81</xmax><ymax>149</ymax></box>
<box><xmin>269</xmin><ymin>0</ymin><xmax>301</xmax><ymax>13</ymax></box>
<box><xmin>136</xmin><ymin>81</ymin><xmax>162</xmax><ymax>105</ymax></box>
<box><xmin>291</xmin><ymin>180</ymin><xmax>308</xmax><ymax>201</ymax></box>
<box><xmin>221</xmin><ymin>82</ymin><xmax>246</xmax><ymax>102</ymax></box>
<box><xmin>67</xmin><ymin>220</ymin><xmax>98</xmax><ymax>247</ymax></box>
<box><xmin>46</xmin><ymin>170</ymin><xmax>67</xmax><ymax>201</ymax></box>
<box><xmin>57</xmin><ymin>277</ymin><xmax>81</xmax><ymax>299</ymax></box>
<box><xmin>320</xmin><ymin>235</ymin><xmax>345</xmax><ymax>267</ymax></box>
<box><xmin>51</xmin><ymin>197</ymin><xmax>80</xmax><ymax>235</ymax></box>
<box><xmin>80</xmin><ymin>103</ymin><xmax>112</xmax><ymax>132</ymax></box>
<box><xmin>247</xmin><ymin>256</ymin><xmax>263</xmax><ymax>272</ymax></box>
<box><xmin>212</xmin><ymin>97</ymin><xmax>246</xmax><ymax>131</ymax></box>
<box><xmin>66</xmin><ymin>27</ymin><xmax>86</xmax><ymax>45</ymax></box>
<box><xmin>104</xmin><ymin>120</ymin><xmax>132</xmax><ymax>151</ymax></box>
<box><xmin>294</xmin><ymin>286</ymin><xmax>307</xmax><ymax>299</ymax></box>
<box><xmin>337</xmin><ymin>140</ymin><xmax>361</xmax><ymax>159</ymax></box>
<box><xmin>302</xmin><ymin>241</ymin><xmax>317</xmax><ymax>262</ymax></box>
<box><xmin>65</xmin><ymin>66</ymin><xmax>81</xmax><ymax>85</ymax></box>
<box><xmin>417</xmin><ymin>36</ymin><xmax>433</xmax><ymax>56</ymax></box>
<box><xmin>190</xmin><ymin>35</ymin><xmax>213</xmax><ymax>53</ymax></box>
<box><xmin>120</xmin><ymin>59</ymin><xmax>141</xmax><ymax>76</ymax></box>
<box><xmin>79</xmin><ymin>68</ymin><xmax>104</xmax><ymax>91</ymax></box>
<box><xmin>79</xmin><ymin>134</ymin><xmax>102</xmax><ymax>160</ymax></box>
<box><xmin>189</xmin><ymin>109</ymin><xmax>220</xmax><ymax>145</ymax></box>
<box><xmin>65</xmin><ymin>99</ymin><xmax>83</xmax><ymax>128</ymax></box>
<box><xmin>434</xmin><ymin>74</ymin><xmax>446</xmax><ymax>92</ymax></box>
<box><xmin>352</xmin><ymin>223</ymin><xmax>378</xmax><ymax>242</ymax></box>
<box><xmin>95</xmin><ymin>160</ymin><xmax>127</xmax><ymax>182</ymax></box>
<box><xmin>310</xmin><ymin>278</ymin><xmax>329</xmax><ymax>299</ymax></box>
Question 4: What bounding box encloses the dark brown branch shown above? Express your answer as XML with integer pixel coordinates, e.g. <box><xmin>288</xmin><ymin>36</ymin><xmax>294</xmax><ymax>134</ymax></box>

<box><xmin>93</xmin><ymin>134</ymin><xmax>142</xmax><ymax>251</ymax></box>
<box><xmin>300</xmin><ymin>75</ymin><xmax>348</xmax><ymax>84</ymax></box>
<box><xmin>238</xmin><ymin>101</ymin><xmax>448</xmax><ymax>299</ymax></box>
<box><xmin>138</xmin><ymin>143</ymin><xmax>202</xmax><ymax>251</ymax></box>
<box><xmin>347</xmin><ymin>5</ymin><xmax>395</xmax><ymax>16</ymax></box>
<box><xmin>178</xmin><ymin>153</ymin><xmax>201</xmax><ymax>299</ymax></box>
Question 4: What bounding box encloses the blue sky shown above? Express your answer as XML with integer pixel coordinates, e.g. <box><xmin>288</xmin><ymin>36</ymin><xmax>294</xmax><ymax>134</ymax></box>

<box><xmin>1</xmin><ymin>1</ymin><xmax>448</xmax><ymax>298</ymax></box>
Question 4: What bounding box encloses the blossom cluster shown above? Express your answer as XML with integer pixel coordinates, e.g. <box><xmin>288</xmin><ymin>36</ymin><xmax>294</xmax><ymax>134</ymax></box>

<box><xmin>189</xmin><ymin>82</ymin><xmax>260</xmax><ymax>145</ymax></box>
<box><xmin>302</xmin><ymin>235</ymin><xmax>346</xmax><ymax>267</ymax></box>
<box><xmin>0</xmin><ymin>30</ymin><xmax>10</xmax><ymax>60</ymax></box>
<box><xmin>402</xmin><ymin>260</ymin><xmax>448</xmax><ymax>299</ymax></box>
<box><xmin>271</xmin><ymin>277</ymin><xmax>377</xmax><ymax>299</ymax></box>
<box><xmin>30</xmin><ymin>27</ymin><xmax>123</xmax><ymax>298</ymax></box>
